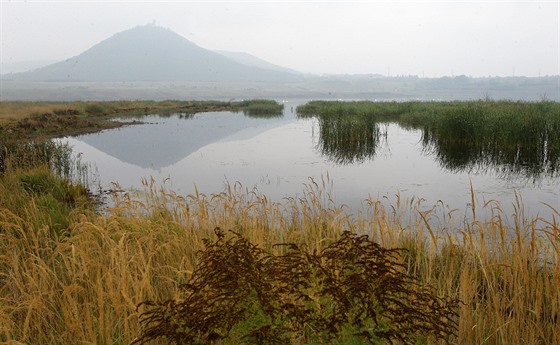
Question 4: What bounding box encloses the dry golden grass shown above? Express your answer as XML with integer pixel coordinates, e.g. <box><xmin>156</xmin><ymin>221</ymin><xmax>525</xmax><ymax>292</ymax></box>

<box><xmin>0</xmin><ymin>176</ymin><xmax>558</xmax><ymax>344</ymax></box>
<box><xmin>0</xmin><ymin>100</ymin><xmax>277</xmax><ymax>124</ymax></box>
<box><xmin>0</xmin><ymin>102</ymin><xmax>60</xmax><ymax>124</ymax></box>
<box><xmin>0</xmin><ymin>101</ymin><xmax>122</xmax><ymax>121</ymax></box>
<box><xmin>0</xmin><ymin>101</ymin><xmax>97</xmax><ymax>123</ymax></box>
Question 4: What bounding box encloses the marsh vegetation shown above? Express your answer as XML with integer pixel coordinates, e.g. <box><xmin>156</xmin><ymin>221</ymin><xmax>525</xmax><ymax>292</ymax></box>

<box><xmin>297</xmin><ymin>100</ymin><xmax>560</xmax><ymax>180</ymax></box>
<box><xmin>0</xmin><ymin>169</ymin><xmax>558</xmax><ymax>344</ymax></box>
<box><xmin>0</xmin><ymin>99</ymin><xmax>558</xmax><ymax>344</ymax></box>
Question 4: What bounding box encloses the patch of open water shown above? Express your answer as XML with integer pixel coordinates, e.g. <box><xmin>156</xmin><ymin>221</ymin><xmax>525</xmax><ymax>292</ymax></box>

<box><xmin>59</xmin><ymin>100</ymin><xmax>560</xmax><ymax>224</ymax></box>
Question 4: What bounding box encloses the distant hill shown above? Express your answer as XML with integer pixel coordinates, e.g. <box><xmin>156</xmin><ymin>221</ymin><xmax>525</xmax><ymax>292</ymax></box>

<box><xmin>0</xmin><ymin>60</ymin><xmax>58</xmax><ymax>74</ymax></box>
<box><xmin>2</xmin><ymin>25</ymin><xmax>301</xmax><ymax>82</ymax></box>
<box><xmin>215</xmin><ymin>50</ymin><xmax>300</xmax><ymax>75</ymax></box>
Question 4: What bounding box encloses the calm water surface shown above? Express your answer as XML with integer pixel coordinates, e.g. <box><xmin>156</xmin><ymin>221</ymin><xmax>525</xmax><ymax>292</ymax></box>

<box><xmin>61</xmin><ymin>100</ymin><xmax>559</xmax><ymax>222</ymax></box>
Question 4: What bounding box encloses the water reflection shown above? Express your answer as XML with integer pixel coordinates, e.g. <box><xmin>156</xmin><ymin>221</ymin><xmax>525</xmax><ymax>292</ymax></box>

<box><xmin>303</xmin><ymin>111</ymin><xmax>559</xmax><ymax>181</ymax></box>
<box><xmin>78</xmin><ymin>110</ymin><xmax>285</xmax><ymax>169</ymax></box>
<box><xmin>240</xmin><ymin>108</ymin><xmax>284</xmax><ymax>118</ymax></box>
<box><xmin>315</xmin><ymin>115</ymin><xmax>385</xmax><ymax>164</ymax></box>
<box><xmin>59</xmin><ymin>106</ymin><xmax>559</xmax><ymax>221</ymax></box>
<box><xmin>416</xmin><ymin>103</ymin><xmax>560</xmax><ymax>181</ymax></box>
<box><xmin>421</xmin><ymin>129</ymin><xmax>560</xmax><ymax>181</ymax></box>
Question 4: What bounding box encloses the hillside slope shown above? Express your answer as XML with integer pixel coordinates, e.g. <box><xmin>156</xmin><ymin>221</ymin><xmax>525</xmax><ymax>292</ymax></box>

<box><xmin>4</xmin><ymin>25</ymin><xmax>300</xmax><ymax>82</ymax></box>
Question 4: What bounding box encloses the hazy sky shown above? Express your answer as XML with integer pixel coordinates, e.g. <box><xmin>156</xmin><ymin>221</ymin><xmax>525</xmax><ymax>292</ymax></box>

<box><xmin>1</xmin><ymin>1</ymin><xmax>558</xmax><ymax>77</ymax></box>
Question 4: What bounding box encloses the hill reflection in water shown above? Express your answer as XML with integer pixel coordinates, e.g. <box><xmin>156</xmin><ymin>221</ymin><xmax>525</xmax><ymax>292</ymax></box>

<box><xmin>77</xmin><ymin>111</ymin><xmax>287</xmax><ymax>169</ymax></box>
<box><xmin>60</xmin><ymin>100</ymin><xmax>559</xmax><ymax>221</ymax></box>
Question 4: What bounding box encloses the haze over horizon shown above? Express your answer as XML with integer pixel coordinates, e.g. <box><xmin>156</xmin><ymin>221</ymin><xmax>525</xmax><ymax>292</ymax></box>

<box><xmin>1</xmin><ymin>1</ymin><xmax>558</xmax><ymax>78</ymax></box>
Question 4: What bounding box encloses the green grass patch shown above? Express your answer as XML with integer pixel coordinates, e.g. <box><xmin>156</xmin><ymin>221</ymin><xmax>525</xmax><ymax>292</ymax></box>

<box><xmin>0</xmin><ymin>166</ymin><xmax>91</xmax><ymax>234</ymax></box>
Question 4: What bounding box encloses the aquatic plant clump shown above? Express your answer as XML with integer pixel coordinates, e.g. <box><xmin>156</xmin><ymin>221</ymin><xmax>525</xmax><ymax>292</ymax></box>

<box><xmin>297</xmin><ymin>100</ymin><xmax>560</xmax><ymax>179</ymax></box>
<box><xmin>133</xmin><ymin>229</ymin><xmax>459</xmax><ymax>344</ymax></box>
<box><xmin>233</xmin><ymin>99</ymin><xmax>285</xmax><ymax>117</ymax></box>
<box><xmin>416</xmin><ymin>102</ymin><xmax>560</xmax><ymax>179</ymax></box>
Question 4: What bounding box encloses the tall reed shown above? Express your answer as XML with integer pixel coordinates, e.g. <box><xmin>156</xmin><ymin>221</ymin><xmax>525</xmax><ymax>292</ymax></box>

<box><xmin>0</xmin><ymin>176</ymin><xmax>558</xmax><ymax>344</ymax></box>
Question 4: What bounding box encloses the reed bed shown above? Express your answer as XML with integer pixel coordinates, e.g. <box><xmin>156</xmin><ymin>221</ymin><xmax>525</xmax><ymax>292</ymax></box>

<box><xmin>0</xmin><ymin>170</ymin><xmax>558</xmax><ymax>344</ymax></box>
<box><xmin>297</xmin><ymin>100</ymin><xmax>560</xmax><ymax>179</ymax></box>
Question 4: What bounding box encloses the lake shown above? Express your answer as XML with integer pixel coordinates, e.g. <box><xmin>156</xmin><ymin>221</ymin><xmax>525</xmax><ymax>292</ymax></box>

<box><xmin>60</xmin><ymin>99</ymin><xmax>560</xmax><ymax>224</ymax></box>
